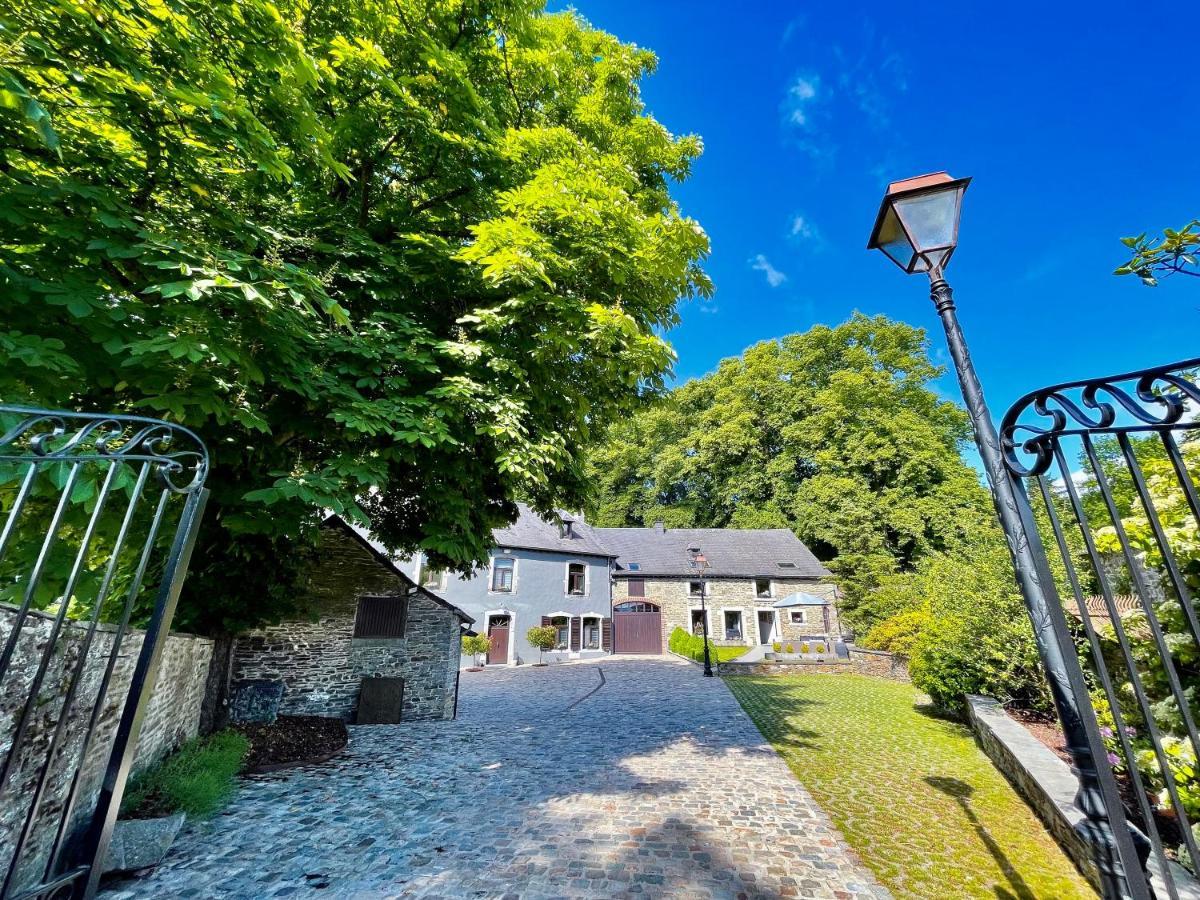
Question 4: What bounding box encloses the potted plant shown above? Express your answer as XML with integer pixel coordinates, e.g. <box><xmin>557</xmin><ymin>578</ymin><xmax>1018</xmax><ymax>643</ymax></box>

<box><xmin>461</xmin><ymin>633</ymin><xmax>491</xmax><ymax>671</ymax></box>
<box><xmin>526</xmin><ymin>625</ymin><xmax>557</xmax><ymax>666</ymax></box>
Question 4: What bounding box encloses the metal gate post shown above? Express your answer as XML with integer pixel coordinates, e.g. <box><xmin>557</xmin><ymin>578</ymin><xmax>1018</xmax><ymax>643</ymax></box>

<box><xmin>78</xmin><ymin>487</ymin><xmax>209</xmax><ymax>899</ymax></box>
<box><xmin>929</xmin><ymin>275</ymin><xmax>1147</xmax><ymax>899</ymax></box>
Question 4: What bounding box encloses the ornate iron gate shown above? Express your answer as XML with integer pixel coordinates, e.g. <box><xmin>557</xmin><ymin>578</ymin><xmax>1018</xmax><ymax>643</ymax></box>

<box><xmin>1001</xmin><ymin>359</ymin><xmax>1200</xmax><ymax>899</ymax></box>
<box><xmin>0</xmin><ymin>407</ymin><xmax>209</xmax><ymax>900</ymax></box>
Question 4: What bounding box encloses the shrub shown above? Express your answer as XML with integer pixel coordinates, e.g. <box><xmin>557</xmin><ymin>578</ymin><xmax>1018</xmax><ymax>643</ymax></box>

<box><xmin>121</xmin><ymin>730</ymin><xmax>248</xmax><ymax>819</ymax></box>
<box><xmin>461</xmin><ymin>633</ymin><xmax>491</xmax><ymax>666</ymax></box>
<box><xmin>668</xmin><ymin>626</ymin><xmax>746</xmax><ymax>663</ymax></box>
<box><xmin>800</xmin><ymin>643</ymin><xmax>809</xmax><ymax>654</ymax></box>
<box><xmin>815</xmin><ymin>643</ymin><xmax>825</xmax><ymax>654</ymax></box>
<box><xmin>861</xmin><ymin>608</ymin><xmax>929</xmax><ymax>657</ymax></box>
<box><xmin>526</xmin><ymin>625</ymin><xmax>558</xmax><ymax>663</ymax></box>
<box><xmin>772</xmin><ymin>642</ymin><xmax>782</xmax><ymax>653</ymax></box>
<box><xmin>786</xmin><ymin>643</ymin><xmax>794</xmax><ymax>654</ymax></box>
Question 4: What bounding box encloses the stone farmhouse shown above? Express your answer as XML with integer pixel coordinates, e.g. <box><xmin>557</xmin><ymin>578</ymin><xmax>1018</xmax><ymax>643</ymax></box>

<box><xmin>403</xmin><ymin>506</ymin><xmax>839</xmax><ymax>665</ymax></box>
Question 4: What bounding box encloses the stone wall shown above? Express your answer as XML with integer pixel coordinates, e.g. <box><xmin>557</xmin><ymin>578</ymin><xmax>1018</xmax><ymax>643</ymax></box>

<box><xmin>613</xmin><ymin>576</ymin><xmax>839</xmax><ymax>649</ymax></box>
<box><xmin>0</xmin><ymin>603</ymin><xmax>211</xmax><ymax>894</ymax></box>
<box><xmin>231</xmin><ymin>522</ymin><xmax>461</xmax><ymax>722</ymax></box>
<box><xmin>717</xmin><ymin>648</ymin><xmax>908</xmax><ymax>680</ymax></box>
<box><xmin>967</xmin><ymin>695</ymin><xmax>1200</xmax><ymax>898</ymax></box>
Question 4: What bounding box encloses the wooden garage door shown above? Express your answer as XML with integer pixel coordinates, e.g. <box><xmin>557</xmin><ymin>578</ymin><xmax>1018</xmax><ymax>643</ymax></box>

<box><xmin>613</xmin><ymin>601</ymin><xmax>662</xmax><ymax>654</ymax></box>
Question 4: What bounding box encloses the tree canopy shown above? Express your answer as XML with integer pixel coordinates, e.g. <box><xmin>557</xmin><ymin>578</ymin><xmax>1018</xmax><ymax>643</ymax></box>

<box><xmin>585</xmin><ymin>313</ymin><xmax>995</xmax><ymax>628</ymax></box>
<box><xmin>0</xmin><ymin>0</ymin><xmax>710</xmax><ymax>632</ymax></box>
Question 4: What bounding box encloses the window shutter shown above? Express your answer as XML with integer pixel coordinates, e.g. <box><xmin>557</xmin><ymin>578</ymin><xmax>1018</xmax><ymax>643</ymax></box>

<box><xmin>628</xmin><ymin>578</ymin><xmax>645</xmax><ymax>597</ymax></box>
<box><xmin>570</xmin><ymin>616</ymin><xmax>581</xmax><ymax>651</ymax></box>
<box><xmin>353</xmin><ymin>595</ymin><xmax>407</xmax><ymax>638</ymax></box>
<box><xmin>541</xmin><ymin>615</ymin><xmax>550</xmax><ymax>627</ymax></box>
<box><xmin>601</xmin><ymin>617</ymin><xmax>612</xmax><ymax>651</ymax></box>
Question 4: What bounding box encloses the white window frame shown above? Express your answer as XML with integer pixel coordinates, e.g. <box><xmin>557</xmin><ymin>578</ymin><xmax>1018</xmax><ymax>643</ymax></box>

<box><xmin>688</xmin><ymin>605</ymin><xmax>711</xmax><ymax>637</ymax></box>
<box><xmin>564</xmin><ymin>560</ymin><xmax>589</xmax><ymax>597</ymax></box>
<box><xmin>547</xmin><ymin>612</ymin><xmax>574</xmax><ymax>651</ymax></box>
<box><xmin>580</xmin><ymin>612</ymin><xmax>604</xmax><ymax>651</ymax></box>
<box><xmin>687</xmin><ymin>580</ymin><xmax>703</xmax><ymax>598</ymax></box>
<box><xmin>754</xmin><ymin>578</ymin><xmax>773</xmax><ymax>599</ymax></box>
<box><xmin>488</xmin><ymin>555</ymin><xmax>517</xmax><ymax>594</ymax></box>
<box><xmin>790</xmin><ymin>609</ymin><xmax>807</xmax><ymax>625</ymax></box>
<box><xmin>419</xmin><ymin>559</ymin><xmax>448</xmax><ymax>591</ymax></box>
<box><xmin>720</xmin><ymin>607</ymin><xmax>746</xmax><ymax>643</ymax></box>
<box><xmin>482</xmin><ymin>609</ymin><xmax>516</xmax><ymax>666</ymax></box>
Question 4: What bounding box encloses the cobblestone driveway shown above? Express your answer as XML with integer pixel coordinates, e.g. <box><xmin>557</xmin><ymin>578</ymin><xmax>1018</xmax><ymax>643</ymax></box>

<box><xmin>104</xmin><ymin>658</ymin><xmax>887</xmax><ymax>899</ymax></box>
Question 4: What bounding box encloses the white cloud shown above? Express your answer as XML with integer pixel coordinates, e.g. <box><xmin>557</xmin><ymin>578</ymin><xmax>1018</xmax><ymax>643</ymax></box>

<box><xmin>749</xmin><ymin>254</ymin><xmax>788</xmax><ymax>288</ymax></box>
<box><xmin>783</xmin><ymin>74</ymin><xmax>821</xmax><ymax>128</ymax></box>
<box><xmin>789</xmin><ymin>214</ymin><xmax>819</xmax><ymax>242</ymax></box>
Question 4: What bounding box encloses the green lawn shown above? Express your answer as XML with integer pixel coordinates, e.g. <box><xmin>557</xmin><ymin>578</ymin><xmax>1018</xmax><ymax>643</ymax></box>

<box><xmin>726</xmin><ymin>674</ymin><xmax>1096</xmax><ymax>899</ymax></box>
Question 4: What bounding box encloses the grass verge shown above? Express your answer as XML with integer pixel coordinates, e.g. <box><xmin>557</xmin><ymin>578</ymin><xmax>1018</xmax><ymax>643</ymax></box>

<box><xmin>120</xmin><ymin>729</ymin><xmax>249</xmax><ymax>819</ymax></box>
<box><xmin>726</xmin><ymin>674</ymin><xmax>1095</xmax><ymax>899</ymax></box>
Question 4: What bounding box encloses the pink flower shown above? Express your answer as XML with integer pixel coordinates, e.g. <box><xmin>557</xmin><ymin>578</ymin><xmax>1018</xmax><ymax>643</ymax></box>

<box><xmin>1107</xmin><ymin>752</ymin><xmax>1121</xmax><ymax>767</ymax></box>
<box><xmin>1100</xmin><ymin>726</ymin><xmax>1114</xmax><ymax>739</ymax></box>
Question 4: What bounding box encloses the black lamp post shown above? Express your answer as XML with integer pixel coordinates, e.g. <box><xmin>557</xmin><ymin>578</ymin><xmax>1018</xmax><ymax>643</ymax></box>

<box><xmin>687</xmin><ymin>545</ymin><xmax>714</xmax><ymax>677</ymax></box>
<box><xmin>868</xmin><ymin>173</ymin><xmax>1147</xmax><ymax>900</ymax></box>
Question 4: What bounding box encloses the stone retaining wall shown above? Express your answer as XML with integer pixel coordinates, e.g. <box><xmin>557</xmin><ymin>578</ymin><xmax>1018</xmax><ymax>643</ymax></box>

<box><xmin>0</xmin><ymin>603</ymin><xmax>212</xmax><ymax>893</ymax></box>
<box><xmin>717</xmin><ymin>647</ymin><xmax>909</xmax><ymax>680</ymax></box>
<box><xmin>966</xmin><ymin>695</ymin><xmax>1200</xmax><ymax>898</ymax></box>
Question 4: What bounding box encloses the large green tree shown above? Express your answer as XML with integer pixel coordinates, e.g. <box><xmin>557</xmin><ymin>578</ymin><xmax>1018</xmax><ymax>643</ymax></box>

<box><xmin>0</xmin><ymin>0</ymin><xmax>710</xmax><ymax>633</ymax></box>
<box><xmin>586</xmin><ymin>313</ymin><xmax>993</xmax><ymax>629</ymax></box>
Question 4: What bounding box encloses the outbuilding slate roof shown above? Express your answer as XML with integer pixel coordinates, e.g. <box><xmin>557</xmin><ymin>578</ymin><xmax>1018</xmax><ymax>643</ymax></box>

<box><xmin>598</xmin><ymin>525</ymin><xmax>831</xmax><ymax>579</ymax></box>
<box><xmin>491</xmin><ymin>504</ymin><xmax>616</xmax><ymax>559</ymax></box>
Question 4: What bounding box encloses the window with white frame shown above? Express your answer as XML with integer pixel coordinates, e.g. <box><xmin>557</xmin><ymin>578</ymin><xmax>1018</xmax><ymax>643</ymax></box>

<box><xmin>723</xmin><ymin>610</ymin><xmax>743</xmax><ymax>641</ymax></box>
<box><xmin>688</xmin><ymin>580</ymin><xmax>703</xmax><ymax>597</ymax></box>
<box><xmin>755</xmin><ymin>578</ymin><xmax>772</xmax><ymax>598</ymax></box>
<box><xmin>550</xmin><ymin>615</ymin><xmax>570</xmax><ymax>650</ymax></box>
<box><xmin>582</xmin><ymin>617</ymin><xmax>601</xmax><ymax>650</ymax></box>
<box><xmin>690</xmin><ymin>608</ymin><xmax>707</xmax><ymax>635</ymax></box>
<box><xmin>491</xmin><ymin>557</ymin><xmax>515</xmax><ymax>592</ymax></box>
<box><xmin>421</xmin><ymin>562</ymin><xmax>447</xmax><ymax>591</ymax></box>
<box><xmin>790</xmin><ymin>610</ymin><xmax>806</xmax><ymax>624</ymax></box>
<box><xmin>567</xmin><ymin>562</ymin><xmax>586</xmax><ymax>595</ymax></box>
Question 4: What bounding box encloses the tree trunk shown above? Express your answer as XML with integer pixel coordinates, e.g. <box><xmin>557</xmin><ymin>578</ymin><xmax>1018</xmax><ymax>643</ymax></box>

<box><xmin>198</xmin><ymin>632</ymin><xmax>235</xmax><ymax>734</ymax></box>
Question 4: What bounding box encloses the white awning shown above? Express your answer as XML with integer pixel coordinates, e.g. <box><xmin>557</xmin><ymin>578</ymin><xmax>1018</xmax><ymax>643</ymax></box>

<box><xmin>773</xmin><ymin>592</ymin><xmax>830</xmax><ymax>608</ymax></box>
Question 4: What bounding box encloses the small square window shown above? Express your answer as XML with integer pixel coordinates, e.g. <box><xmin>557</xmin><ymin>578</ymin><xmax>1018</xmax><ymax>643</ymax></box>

<box><xmin>627</xmin><ymin>578</ymin><xmax>645</xmax><ymax>598</ymax></box>
<box><xmin>755</xmin><ymin>578</ymin><xmax>772</xmax><ymax>598</ymax></box>
<box><xmin>790</xmin><ymin>610</ymin><xmax>806</xmax><ymax>624</ymax></box>
<box><xmin>688</xmin><ymin>581</ymin><xmax>703</xmax><ymax>597</ymax></box>
<box><xmin>421</xmin><ymin>565</ymin><xmax>447</xmax><ymax>591</ymax></box>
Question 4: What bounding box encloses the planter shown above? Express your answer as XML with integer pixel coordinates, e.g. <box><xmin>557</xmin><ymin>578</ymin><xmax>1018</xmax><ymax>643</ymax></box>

<box><xmin>102</xmin><ymin>812</ymin><xmax>186</xmax><ymax>874</ymax></box>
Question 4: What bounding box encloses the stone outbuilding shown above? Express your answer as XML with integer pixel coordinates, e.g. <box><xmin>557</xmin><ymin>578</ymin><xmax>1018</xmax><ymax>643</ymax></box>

<box><xmin>231</xmin><ymin>516</ymin><xmax>472</xmax><ymax>723</ymax></box>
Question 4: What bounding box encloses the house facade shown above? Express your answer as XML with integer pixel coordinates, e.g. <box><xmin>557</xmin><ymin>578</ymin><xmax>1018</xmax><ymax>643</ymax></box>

<box><xmin>405</xmin><ymin>506</ymin><xmax>616</xmax><ymax>666</ymax></box>
<box><xmin>406</xmin><ymin>508</ymin><xmax>839</xmax><ymax>665</ymax></box>
<box><xmin>602</xmin><ymin>523</ymin><xmax>839</xmax><ymax>655</ymax></box>
<box><xmin>231</xmin><ymin>517</ymin><xmax>473</xmax><ymax>722</ymax></box>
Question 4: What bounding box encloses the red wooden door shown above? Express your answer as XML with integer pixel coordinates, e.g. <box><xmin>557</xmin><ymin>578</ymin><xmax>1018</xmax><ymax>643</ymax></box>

<box><xmin>487</xmin><ymin>619</ymin><xmax>509</xmax><ymax>665</ymax></box>
<box><xmin>612</xmin><ymin>602</ymin><xmax>662</xmax><ymax>654</ymax></box>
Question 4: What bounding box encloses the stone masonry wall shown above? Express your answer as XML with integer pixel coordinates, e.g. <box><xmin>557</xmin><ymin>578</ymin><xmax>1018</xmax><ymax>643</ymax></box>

<box><xmin>614</xmin><ymin>576</ymin><xmax>839</xmax><ymax>649</ymax></box>
<box><xmin>231</xmin><ymin>524</ymin><xmax>460</xmax><ymax>722</ymax></box>
<box><xmin>0</xmin><ymin>604</ymin><xmax>211</xmax><ymax>894</ymax></box>
<box><xmin>717</xmin><ymin>649</ymin><xmax>909</xmax><ymax>680</ymax></box>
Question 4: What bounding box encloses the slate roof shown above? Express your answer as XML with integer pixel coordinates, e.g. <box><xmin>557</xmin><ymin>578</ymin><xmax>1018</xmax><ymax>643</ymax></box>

<box><xmin>491</xmin><ymin>504</ymin><xmax>616</xmax><ymax>559</ymax></box>
<box><xmin>325</xmin><ymin>516</ymin><xmax>474</xmax><ymax>624</ymax></box>
<box><xmin>597</xmin><ymin>526</ymin><xmax>831</xmax><ymax>579</ymax></box>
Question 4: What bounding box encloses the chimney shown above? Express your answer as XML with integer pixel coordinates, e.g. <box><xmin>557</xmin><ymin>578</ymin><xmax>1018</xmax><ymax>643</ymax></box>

<box><xmin>654</xmin><ymin>520</ymin><xmax>665</xmax><ymax>534</ymax></box>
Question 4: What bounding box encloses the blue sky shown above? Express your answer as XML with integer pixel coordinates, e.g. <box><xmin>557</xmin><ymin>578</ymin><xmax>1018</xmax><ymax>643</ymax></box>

<box><xmin>554</xmin><ymin>0</ymin><xmax>1200</xmax><ymax>425</ymax></box>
